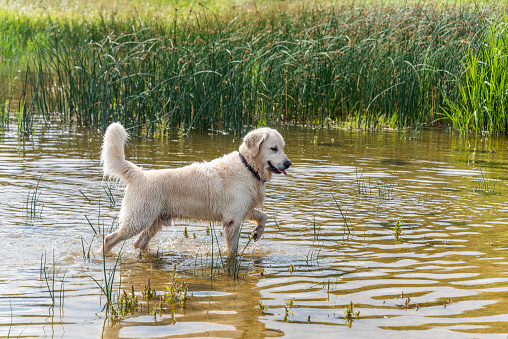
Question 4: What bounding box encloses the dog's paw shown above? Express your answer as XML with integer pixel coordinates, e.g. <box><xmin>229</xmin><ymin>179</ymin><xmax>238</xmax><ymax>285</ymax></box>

<box><xmin>252</xmin><ymin>227</ymin><xmax>264</xmax><ymax>242</ymax></box>
<box><xmin>251</xmin><ymin>230</ymin><xmax>259</xmax><ymax>241</ymax></box>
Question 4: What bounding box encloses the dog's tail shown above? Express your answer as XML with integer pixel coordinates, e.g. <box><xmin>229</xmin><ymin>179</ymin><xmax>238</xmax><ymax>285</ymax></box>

<box><xmin>101</xmin><ymin>122</ymin><xmax>143</xmax><ymax>184</ymax></box>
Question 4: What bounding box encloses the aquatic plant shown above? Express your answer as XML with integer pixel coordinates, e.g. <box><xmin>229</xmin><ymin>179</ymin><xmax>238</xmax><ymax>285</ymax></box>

<box><xmin>142</xmin><ymin>278</ymin><xmax>157</xmax><ymax>301</ymax></box>
<box><xmin>354</xmin><ymin>164</ymin><xmax>397</xmax><ymax>200</ymax></box>
<box><xmin>330</xmin><ymin>193</ymin><xmax>351</xmax><ymax>235</ymax></box>
<box><xmin>80</xmin><ymin>236</ymin><xmax>95</xmax><ymax>261</ymax></box>
<box><xmin>25</xmin><ymin>174</ymin><xmax>43</xmax><ymax>220</ymax></box>
<box><xmin>283</xmin><ymin>298</ymin><xmax>295</xmax><ymax>322</ymax></box>
<box><xmin>305</xmin><ymin>241</ymin><xmax>323</xmax><ymax>266</ymax></box>
<box><xmin>473</xmin><ymin>167</ymin><xmax>501</xmax><ymax>194</ymax></box>
<box><xmin>0</xmin><ymin>79</ymin><xmax>11</xmax><ymax>131</ymax></box>
<box><xmin>3</xmin><ymin>1</ymin><xmax>495</xmax><ymax>135</ymax></box>
<box><xmin>344</xmin><ymin>301</ymin><xmax>360</xmax><ymax>328</ymax></box>
<box><xmin>376</xmin><ymin>173</ymin><xmax>396</xmax><ymax>200</ymax></box>
<box><xmin>110</xmin><ymin>271</ymin><xmax>190</xmax><ymax>324</ymax></box>
<box><xmin>355</xmin><ymin>164</ymin><xmax>371</xmax><ymax>196</ymax></box>
<box><xmin>40</xmin><ymin>249</ymin><xmax>67</xmax><ymax>306</ymax></box>
<box><xmin>163</xmin><ymin>266</ymin><xmax>189</xmax><ymax>309</ymax></box>
<box><xmin>393</xmin><ymin>219</ymin><xmax>403</xmax><ymax>243</ymax></box>
<box><xmin>443</xmin><ymin>20</ymin><xmax>508</xmax><ymax>135</ymax></box>
<box><xmin>312</xmin><ymin>215</ymin><xmax>322</xmax><ymax>240</ymax></box>
<box><xmin>194</xmin><ymin>221</ymin><xmax>254</xmax><ymax>279</ymax></box>
<box><xmin>86</xmin><ymin>220</ymin><xmax>126</xmax><ymax>310</ymax></box>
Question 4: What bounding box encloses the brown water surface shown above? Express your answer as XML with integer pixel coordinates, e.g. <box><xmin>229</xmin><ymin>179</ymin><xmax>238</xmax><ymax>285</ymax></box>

<box><xmin>1</xmin><ymin>122</ymin><xmax>508</xmax><ymax>338</ymax></box>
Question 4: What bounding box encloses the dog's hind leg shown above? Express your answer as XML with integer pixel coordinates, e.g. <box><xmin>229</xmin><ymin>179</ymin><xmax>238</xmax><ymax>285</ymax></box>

<box><xmin>102</xmin><ymin>206</ymin><xmax>158</xmax><ymax>253</ymax></box>
<box><xmin>248</xmin><ymin>209</ymin><xmax>268</xmax><ymax>241</ymax></box>
<box><xmin>223</xmin><ymin>218</ymin><xmax>243</xmax><ymax>255</ymax></box>
<box><xmin>133</xmin><ymin>218</ymin><xmax>165</xmax><ymax>250</ymax></box>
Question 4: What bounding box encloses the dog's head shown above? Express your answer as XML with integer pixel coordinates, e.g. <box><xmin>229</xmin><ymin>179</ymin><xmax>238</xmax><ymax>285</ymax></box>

<box><xmin>239</xmin><ymin>127</ymin><xmax>291</xmax><ymax>182</ymax></box>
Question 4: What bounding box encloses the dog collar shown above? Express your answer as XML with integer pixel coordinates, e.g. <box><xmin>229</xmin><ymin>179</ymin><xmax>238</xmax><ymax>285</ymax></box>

<box><xmin>239</xmin><ymin>153</ymin><xmax>265</xmax><ymax>183</ymax></box>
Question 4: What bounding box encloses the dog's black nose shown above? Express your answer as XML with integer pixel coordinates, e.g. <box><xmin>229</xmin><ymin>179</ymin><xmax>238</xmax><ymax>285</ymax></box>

<box><xmin>284</xmin><ymin>160</ymin><xmax>292</xmax><ymax>168</ymax></box>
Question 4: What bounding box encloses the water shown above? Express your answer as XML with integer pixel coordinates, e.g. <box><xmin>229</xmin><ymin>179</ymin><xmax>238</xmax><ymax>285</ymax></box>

<box><xmin>1</xmin><ymin>122</ymin><xmax>508</xmax><ymax>338</ymax></box>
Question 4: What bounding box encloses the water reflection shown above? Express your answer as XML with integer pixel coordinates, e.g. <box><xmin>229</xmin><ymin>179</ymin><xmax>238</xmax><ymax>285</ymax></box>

<box><xmin>1</xmin><ymin>122</ymin><xmax>508</xmax><ymax>337</ymax></box>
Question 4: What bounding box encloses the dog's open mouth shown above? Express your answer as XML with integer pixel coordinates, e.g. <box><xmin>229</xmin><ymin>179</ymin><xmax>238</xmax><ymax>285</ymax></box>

<box><xmin>268</xmin><ymin>161</ymin><xmax>287</xmax><ymax>176</ymax></box>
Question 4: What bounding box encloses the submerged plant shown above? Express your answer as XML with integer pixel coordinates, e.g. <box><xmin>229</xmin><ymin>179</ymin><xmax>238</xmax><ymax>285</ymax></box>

<box><xmin>26</xmin><ymin>174</ymin><xmax>43</xmax><ymax>220</ymax></box>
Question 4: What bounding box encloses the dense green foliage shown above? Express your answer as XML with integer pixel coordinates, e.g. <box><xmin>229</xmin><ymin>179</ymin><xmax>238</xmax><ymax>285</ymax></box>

<box><xmin>443</xmin><ymin>20</ymin><xmax>508</xmax><ymax>135</ymax></box>
<box><xmin>0</xmin><ymin>1</ymin><xmax>505</xmax><ymax>135</ymax></box>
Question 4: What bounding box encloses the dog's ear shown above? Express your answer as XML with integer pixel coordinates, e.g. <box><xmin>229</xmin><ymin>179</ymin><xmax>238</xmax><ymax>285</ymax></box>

<box><xmin>243</xmin><ymin>130</ymin><xmax>266</xmax><ymax>158</ymax></box>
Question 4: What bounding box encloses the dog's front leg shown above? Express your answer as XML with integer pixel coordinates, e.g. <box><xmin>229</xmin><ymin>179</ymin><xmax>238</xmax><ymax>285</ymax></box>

<box><xmin>248</xmin><ymin>209</ymin><xmax>268</xmax><ymax>242</ymax></box>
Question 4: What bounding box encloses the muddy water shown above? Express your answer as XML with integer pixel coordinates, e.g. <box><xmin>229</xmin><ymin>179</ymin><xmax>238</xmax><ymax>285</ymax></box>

<box><xmin>1</xmin><ymin>122</ymin><xmax>508</xmax><ymax>338</ymax></box>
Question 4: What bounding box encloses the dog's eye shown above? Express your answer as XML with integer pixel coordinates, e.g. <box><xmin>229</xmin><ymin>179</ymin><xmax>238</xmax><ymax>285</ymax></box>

<box><xmin>270</xmin><ymin>146</ymin><xmax>278</xmax><ymax>152</ymax></box>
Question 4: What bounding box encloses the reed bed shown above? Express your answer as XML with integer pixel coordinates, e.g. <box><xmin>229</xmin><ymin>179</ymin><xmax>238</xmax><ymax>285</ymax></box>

<box><xmin>443</xmin><ymin>20</ymin><xmax>508</xmax><ymax>135</ymax></box>
<box><xmin>0</xmin><ymin>1</ymin><xmax>503</xmax><ymax>135</ymax></box>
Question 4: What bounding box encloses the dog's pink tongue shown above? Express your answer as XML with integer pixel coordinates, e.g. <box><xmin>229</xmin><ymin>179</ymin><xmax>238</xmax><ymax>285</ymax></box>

<box><xmin>279</xmin><ymin>169</ymin><xmax>287</xmax><ymax>176</ymax></box>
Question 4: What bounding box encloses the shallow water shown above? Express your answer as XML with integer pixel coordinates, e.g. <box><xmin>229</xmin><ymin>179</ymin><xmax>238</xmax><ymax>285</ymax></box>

<box><xmin>1</xmin><ymin>122</ymin><xmax>508</xmax><ymax>338</ymax></box>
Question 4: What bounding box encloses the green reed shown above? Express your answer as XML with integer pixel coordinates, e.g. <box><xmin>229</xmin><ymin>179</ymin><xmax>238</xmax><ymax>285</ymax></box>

<box><xmin>26</xmin><ymin>174</ymin><xmax>43</xmax><ymax>220</ymax></box>
<box><xmin>40</xmin><ymin>249</ymin><xmax>67</xmax><ymax>306</ymax></box>
<box><xmin>474</xmin><ymin>167</ymin><xmax>501</xmax><ymax>195</ymax></box>
<box><xmin>84</xmin><ymin>213</ymin><xmax>126</xmax><ymax>310</ymax></box>
<box><xmin>330</xmin><ymin>192</ymin><xmax>351</xmax><ymax>235</ymax></box>
<box><xmin>0</xmin><ymin>75</ymin><xmax>12</xmax><ymax>131</ymax></box>
<box><xmin>443</xmin><ymin>20</ymin><xmax>508</xmax><ymax>135</ymax></box>
<box><xmin>3</xmin><ymin>1</ymin><xmax>495</xmax><ymax>135</ymax></box>
<box><xmin>193</xmin><ymin>221</ymin><xmax>253</xmax><ymax>279</ymax></box>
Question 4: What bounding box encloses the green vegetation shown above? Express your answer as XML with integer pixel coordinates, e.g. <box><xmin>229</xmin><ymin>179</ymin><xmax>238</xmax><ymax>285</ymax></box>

<box><xmin>26</xmin><ymin>174</ymin><xmax>44</xmax><ymax>220</ymax></box>
<box><xmin>393</xmin><ymin>218</ymin><xmax>403</xmax><ymax>243</ymax></box>
<box><xmin>193</xmin><ymin>221</ymin><xmax>253</xmax><ymax>279</ymax></box>
<box><xmin>443</xmin><ymin>20</ymin><xmax>508</xmax><ymax>134</ymax></box>
<box><xmin>110</xmin><ymin>271</ymin><xmax>189</xmax><ymax>324</ymax></box>
<box><xmin>344</xmin><ymin>301</ymin><xmax>360</xmax><ymax>328</ymax></box>
<box><xmin>40</xmin><ymin>249</ymin><xmax>67</xmax><ymax>306</ymax></box>
<box><xmin>283</xmin><ymin>298</ymin><xmax>295</xmax><ymax>322</ymax></box>
<box><xmin>0</xmin><ymin>0</ymin><xmax>506</xmax><ymax>135</ymax></box>
<box><xmin>473</xmin><ymin>167</ymin><xmax>501</xmax><ymax>194</ymax></box>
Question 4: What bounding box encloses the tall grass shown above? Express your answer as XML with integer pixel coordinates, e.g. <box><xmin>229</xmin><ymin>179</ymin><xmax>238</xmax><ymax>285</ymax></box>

<box><xmin>1</xmin><ymin>1</ymin><xmax>495</xmax><ymax>135</ymax></box>
<box><xmin>443</xmin><ymin>20</ymin><xmax>508</xmax><ymax>135</ymax></box>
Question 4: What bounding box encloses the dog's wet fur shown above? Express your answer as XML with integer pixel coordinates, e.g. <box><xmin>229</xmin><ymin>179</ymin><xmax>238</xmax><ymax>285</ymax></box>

<box><xmin>100</xmin><ymin>123</ymin><xmax>291</xmax><ymax>254</ymax></box>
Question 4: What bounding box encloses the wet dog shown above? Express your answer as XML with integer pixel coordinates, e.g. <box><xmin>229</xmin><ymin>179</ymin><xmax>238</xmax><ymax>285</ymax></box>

<box><xmin>100</xmin><ymin>123</ymin><xmax>291</xmax><ymax>253</ymax></box>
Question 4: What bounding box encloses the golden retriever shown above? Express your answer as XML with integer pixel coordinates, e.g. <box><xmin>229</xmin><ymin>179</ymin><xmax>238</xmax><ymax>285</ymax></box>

<box><xmin>100</xmin><ymin>123</ymin><xmax>291</xmax><ymax>254</ymax></box>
